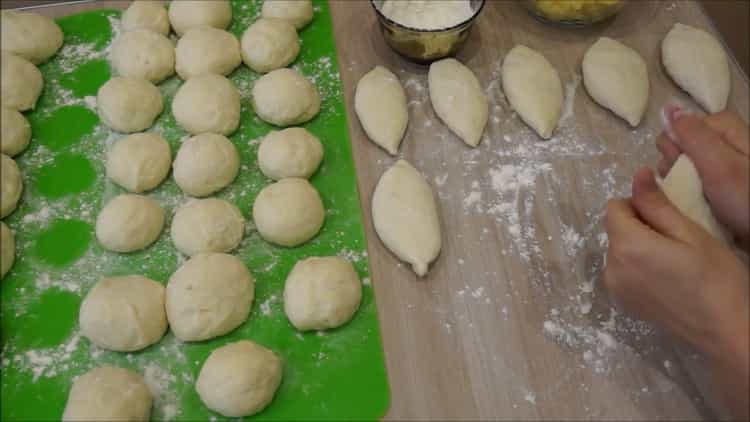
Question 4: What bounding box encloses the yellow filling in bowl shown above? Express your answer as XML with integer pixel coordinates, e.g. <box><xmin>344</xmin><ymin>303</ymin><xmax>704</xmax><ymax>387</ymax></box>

<box><xmin>532</xmin><ymin>0</ymin><xmax>622</xmax><ymax>22</ymax></box>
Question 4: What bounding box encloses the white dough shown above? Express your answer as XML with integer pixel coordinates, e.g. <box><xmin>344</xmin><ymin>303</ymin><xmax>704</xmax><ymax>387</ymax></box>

<box><xmin>106</xmin><ymin>133</ymin><xmax>171</xmax><ymax>193</ymax></box>
<box><xmin>1</xmin><ymin>154</ymin><xmax>23</xmax><ymax>219</ymax></box>
<box><xmin>172</xmin><ymin>74</ymin><xmax>240</xmax><ymax>136</ymax></box>
<box><xmin>62</xmin><ymin>366</ymin><xmax>152</xmax><ymax>422</ymax></box>
<box><xmin>97</xmin><ymin>77</ymin><xmax>163</xmax><ymax>133</ymax></box>
<box><xmin>168</xmin><ymin>0</ymin><xmax>232</xmax><ymax>36</ymax></box>
<box><xmin>582</xmin><ymin>37</ymin><xmax>649</xmax><ymax>127</ymax></box>
<box><xmin>372</xmin><ymin>160</ymin><xmax>441</xmax><ymax>276</ymax></box>
<box><xmin>257</xmin><ymin>128</ymin><xmax>323</xmax><ymax>180</ymax></box>
<box><xmin>166</xmin><ymin>253</ymin><xmax>254</xmax><ymax>342</ymax></box>
<box><xmin>240</xmin><ymin>18</ymin><xmax>300</xmax><ymax>74</ymax></box>
<box><xmin>1</xmin><ymin>222</ymin><xmax>14</xmax><ymax>280</ymax></box>
<box><xmin>176</xmin><ymin>26</ymin><xmax>241</xmax><ymax>80</ymax></box>
<box><xmin>253</xmin><ymin>178</ymin><xmax>325</xmax><ymax>247</ymax></box>
<box><xmin>283</xmin><ymin>256</ymin><xmax>362</xmax><ymax>331</ymax></box>
<box><xmin>196</xmin><ymin>340</ymin><xmax>282</xmax><ymax>417</ymax></box>
<box><xmin>96</xmin><ymin>194</ymin><xmax>165</xmax><ymax>253</ymax></box>
<box><xmin>1</xmin><ymin>10</ymin><xmax>63</xmax><ymax>64</ymax></box>
<box><xmin>252</xmin><ymin>68</ymin><xmax>320</xmax><ymax>127</ymax></box>
<box><xmin>79</xmin><ymin>275</ymin><xmax>167</xmax><ymax>352</ymax></box>
<box><xmin>173</xmin><ymin>133</ymin><xmax>239</xmax><ymax>197</ymax></box>
<box><xmin>1</xmin><ymin>52</ymin><xmax>43</xmax><ymax>111</ymax></box>
<box><xmin>428</xmin><ymin>58</ymin><xmax>488</xmax><ymax>147</ymax></box>
<box><xmin>355</xmin><ymin>66</ymin><xmax>408</xmax><ymax>155</ymax></box>
<box><xmin>121</xmin><ymin>0</ymin><xmax>171</xmax><ymax>35</ymax></box>
<box><xmin>1</xmin><ymin>107</ymin><xmax>31</xmax><ymax>157</ymax></box>
<box><xmin>110</xmin><ymin>29</ymin><xmax>175</xmax><ymax>83</ymax></box>
<box><xmin>502</xmin><ymin>45</ymin><xmax>563</xmax><ymax>139</ymax></box>
<box><xmin>261</xmin><ymin>0</ymin><xmax>313</xmax><ymax>29</ymax></box>
<box><xmin>662</xmin><ymin>23</ymin><xmax>730</xmax><ymax>113</ymax></box>
<box><xmin>171</xmin><ymin>198</ymin><xmax>245</xmax><ymax>256</ymax></box>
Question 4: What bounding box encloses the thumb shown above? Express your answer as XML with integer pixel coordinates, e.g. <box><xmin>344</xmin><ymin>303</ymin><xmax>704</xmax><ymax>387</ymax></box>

<box><xmin>669</xmin><ymin>114</ymin><xmax>738</xmax><ymax>184</ymax></box>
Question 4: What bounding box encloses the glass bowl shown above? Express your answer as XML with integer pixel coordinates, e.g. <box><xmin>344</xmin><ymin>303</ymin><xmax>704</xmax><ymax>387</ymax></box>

<box><xmin>522</xmin><ymin>0</ymin><xmax>624</xmax><ymax>26</ymax></box>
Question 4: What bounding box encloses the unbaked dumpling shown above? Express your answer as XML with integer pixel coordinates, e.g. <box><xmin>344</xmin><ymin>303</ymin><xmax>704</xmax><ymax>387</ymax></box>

<box><xmin>168</xmin><ymin>0</ymin><xmax>232</xmax><ymax>36</ymax></box>
<box><xmin>97</xmin><ymin>77</ymin><xmax>163</xmax><ymax>133</ymax></box>
<box><xmin>1</xmin><ymin>107</ymin><xmax>31</xmax><ymax>157</ymax></box>
<box><xmin>121</xmin><ymin>0</ymin><xmax>171</xmax><ymax>35</ymax></box>
<box><xmin>62</xmin><ymin>366</ymin><xmax>152</xmax><ymax>422</ymax></box>
<box><xmin>1</xmin><ymin>154</ymin><xmax>23</xmax><ymax>219</ymax></box>
<box><xmin>1</xmin><ymin>10</ymin><xmax>63</xmax><ymax>64</ymax></box>
<box><xmin>175</xmin><ymin>26</ymin><xmax>241</xmax><ymax>80</ymax></box>
<box><xmin>261</xmin><ymin>0</ymin><xmax>313</xmax><ymax>29</ymax></box>
<box><xmin>257</xmin><ymin>128</ymin><xmax>323</xmax><ymax>180</ymax></box>
<box><xmin>252</xmin><ymin>178</ymin><xmax>325</xmax><ymax>247</ymax></box>
<box><xmin>240</xmin><ymin>18</ymin><xmax>300</xmax><ymax>74</ymax></box>
<box><xmin>355</xmin><ymin>66</ymin><xmax>408</xmax><ymax>155</ymax></box>
<box><xmin>106</xmin><ymin>133</ymin><xmax>171</xmax><ymax>193</ymax></box>
<box><xmin>95</xmin><ymin>194</ymin><xmax>165</xmax><ymax>253</ymax></box>
<box><xmin>252</xmin><ymin>68</ymin><xmax>320</xmax><ymax>127</ymax></box>
<box><xmin>0</xmin><ymin>222</ymin><xmax>14</xmax><ymax>280</ymax></box>
<box><xmin>172</xmin><ymin>74</ymin><xmax>240</xmax><ymax>136</ymax></box>
<box><xmin>1</xmin><ymin>52</ymin><xmax>43</xmax><ymax>112</ymax></box>
<box><xmin>110</xmin><ymin>29</ymin><xmax>175</xmax><ymax>83</ymax></box>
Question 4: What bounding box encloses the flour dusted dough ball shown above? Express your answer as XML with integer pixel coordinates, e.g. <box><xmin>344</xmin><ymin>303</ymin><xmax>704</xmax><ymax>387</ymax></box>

<box><xmin>110</xmin><ymin>29</ymin><xmax>175</xmax><ymax>83</ymax></box>
<box><xmin>173</xmin><ymin>133</ymin><xmax>239</xmax><ymax>197</ymax></box>
<box><xmin>96</xmin><ymin>194</ymin><xmax>165</xmax><ymax>253</ymax></box>
<box><xmin>253</xmin><ymin>178</ymin><xmax>324</xmax><ymax>247</ymax></box>
<box><xmin>1</xmin><ymin>222</ymin><xmax>14</xmax><ymax>280</ymax></box>
<box><xmin>196</xmin><ymin>340</ymin><xmax>282</xmax><ymax>417</ymax></box>
<box><xmin>121</xmin><ymin>1</ymin><xmax>170</xmax><ymax>35</ymax></box>
<box><xmin>62</xmin><ymin>366</ymin><xmax>152</xmax><ymax>422</ymax></box>
<box><xmin>97</xmin><ymin>77</ymin><xmax>163</xmax><ymax>133</ymax></box>
<box><xmin>166</xmin><ymin>253</ymin><xmax>254</xmax><ymax>342</ymax></box>
<box><xmin>261</xmin><ymin>0</ymin><xmax>313</xmax><ymax>29</ymax></box>
<box><xmin>252</xmin><ymin>68</ymin><xmax>320</xmax><ymax>127</ymax></box>
<box><xmin>1</xmin><ymin>107</ymin><xmax>31</xmax><ymax>157</ymax></box>
<box><xmin>1</xmin><ymin>52</ymin><xmax>43</xmax><ymax>112</ymax></box>
<box><xmin>1</xmin><ymin>10</ymin><xmax>63</xmax><ymax>65</ymax></box>
<box><xmin>1</xmin><ymin>154</ymin><xmax>23</xmax><ymax>219</ymax></box>
<box><xmin>240</xmin><ymin>18</ymin><xmax>299</xmax><ymax>74</ymax></box>
<box><xmin>168</xmin><ymin>0</ymin><xmax>232</xmax><ymax>36</ymax></box>
<box><xmin>171</xmin><ymin>198</ymin><xmax>244</xmax><ymax>256</ymax></box>
<box><xmin>176</xmin><ymin>26</ymin><xmax>241</xmax><ymax>79</ymax></box>
<box><xmin>106</xmin><ymin>133</ymin><xmax>171</xmax><ymax>193</ymax></box>
<box><xmin>257</xmin><ymin>128</ymin><xmax>323</xmax><ymax>180</ymax></box>
<box><xmin>80</xmin><ymin>275</ymin><xmax>167</xmax><ymax>352</ymax></box>
<box><xmin>172</xmin><ymin>74</ymin><xmax>240</xmax><ymax>136</ymax></box>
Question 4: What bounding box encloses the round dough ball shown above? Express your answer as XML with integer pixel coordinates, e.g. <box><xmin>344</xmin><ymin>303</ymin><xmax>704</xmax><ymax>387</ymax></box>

<box><xmin>96</xmin><ymin>194</ymin><xmax>165</xmax><ymax>253</ymax></box>
<box><xmin>1</xmin><ymin>222</ymin><xmax>15</xmax><ymax>280</ymax></box>
<box><xmin>257</xmin><ymin>128</ymin><xmax>323</xmax><ymax>180</ymax></box>
<box><xmin>173</xmin><ymin>133</ymin><xmax>239</xmax><ymax>197</ymax></box>
<box><xmin>1</xmin><ymin>10</ymin><xmax>63</xmax><ymax>65</ymax></box>
<box><xmin>106</xmin><ymin>133</ymin><xmax>171</xmax><ymax>193</ymax></box>
<box><xmin>168</xmin><ymin>0</ymin><xmax>232</xmax><ymax>36</ymax></box>
<box><xmin>196</xmin><ymin>340</ymin><xmax>282</xmax><ymax>417</ymax></box>
<box><xmin>240</xmin><ymin>18</ymin><xmax>299</xmax><ymax>74</ymax></box>
<box><xmin>176</xmin><ymin>26</ymin><xmax>241</xmax><ymax>80</ymax></box>
<box><xmin>166</xmin><ymin>253</ymin><xmax>254</xmax><ymax>342</ymax></box>
<box><xmin>1</xmin><ymin>107</ymin><xmax>31</xmax><ymax>157</ymax></box>
<box><xmin>253</xmin><ymin>178</ymin><xmax>324</xmax><ymax>247</ymax></box>
<box><xmin>121</xmin><ymin>1</ymin><xmax>171</xmax><ymax>35</ymax></box>
<box><xmin>172</xmin><ymin>74</ymin><xmax>240</xmax><ymax>136</ymax></box>
<box><xmin>283</xmin><ymin>256</ymin><xmax>362</xmax><ymax>331</ymax></box>
<box><xmin>110</xmin><ymin>29</ymin><xmax>175</xmax><ymax>83</ymax></box>
<box><xmin>171</xmin><ymin>198</ymin><xmax>244</xmax><ymax>256</ymax></box>
<box><xmin>261</xmin><ymin>0</ymin><xmax>313</xmax><ymax>30</ymax></box>
<box><xmin>252</xmin><ymin>68</ymin><xmax>320</xmax><ymax>127</ymax></box>
<box><xmin>97</xmin><ymin>77</ymin><xmax>163</xmax><ymax>133</ymax></box>
<box><xmin>80</xmin><ymin>275</ymin><xmax>167</xmax><ymax>352</ymax></box>
<box><xmin>1</xmin><ymin>154</ymin><xmax>23</xmax><ymax>219</ymax></box>
<box><xmin>62</xmin><ymin>366</ymin><xmax>152</xmax><ymax>422</ymax></box>
<box><xmin>1</xmin><ymin>52</ymin><xmax>43</xmax><ymax>111</ymax></box>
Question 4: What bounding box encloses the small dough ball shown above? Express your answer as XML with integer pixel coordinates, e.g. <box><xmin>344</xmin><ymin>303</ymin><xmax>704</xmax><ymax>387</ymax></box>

<box><xmin>97</xmin><ymin>77</ymin><xmax>163</xmax><ymax>133</ymax></box>
<box><xmin>1</xmin><ymin>52</ymin><xmax>43</xmax><ymax>111</ymax></box>
<box><xmin>168</xmin><ymin>0</ymin><xmax>232</xmax><ymax>36</ymax></box>
<box><xmin>1</xmin><ymin>154</ymin><xmax>23</xmax><ymax>219</ymax></box>
<box><xmin>1</xmin><ymin>222</ymin><xmax>15</xmax><ymax>280</ymax></box>
<box><xmin>173</xmin><ymin>133</ymin><xmax>239</xmax><ymax>197</ymax></box>
<box><xmin>96</xmin><ymin>194</ymin><xmax>165</xmax><ymax>253</ymax></box>
<box><xmin>240</xmin><ymin>18</ymin><xmax>300</xmax><ymax>74</ymax></box>
<box><xmin>252</xmin><ymin>68</ymin><xmax>320</xmax><ymax>127</ymax></box>
<box><xmin>1</xmin><ymin>107</ymin><xmax>31</xmax><ymax>157</ymax></box>
<box><xmin>283</xmin><ymin>256</ymin><xmax>362</xmax><ymax>331</ymax></box>
<box><xmin>166</xmin><ymin>253</ymin><xmax>254</xmax><ymax>342</ymax></box>
<box><xmin>261</xmin><ymin>0</ymin><xmax>313</xmax><ymax>29</ymax></box>
<box><xmin>257</xmin><ymin>127</ymin><xmax>323</xmax><ymax>180</ymax></box>
<box><xmin>196</xmin><ymin>340</ymin><xmax>282</xmax><ymax>417</ymax></box>
<box><xmin>121</xmin><ymin>1</ymin><xmax>171</xmax><ymax>35</ymax></box>
<box><xmin>172</xmin><ymin>74</ymin><xmax>240</xmax><ymax>136</ymax></box>
<box><xmin>1</xmin><ymin>10</ymin><xmax>63</xmax><ymax>64</ymax></box>
<box><xmin>62</xmin><ymin>366</ymin><xmax>152</xmax><ymax>422</ymax></box>
<box><xmin>176</xmin><ymin>26</ymin><xmax>241</xmax><ymax>80</ymax></box>
<box><xmin>253</xmin><ymin>178</ymin><xmax>324</xmax><ymax>247</ymax></box>
<box><xmin>171</xmin><ymin>198</ymin><xmax>244</xmax><ymax>256</ymax></box>
<box><xmin>80</xmin><ymin>275</ymin><xmax>167</xmax><ymax>352</ymax></box>
<box><xmin>110</xmin><ymin>29</ymin><xmax>175</xmax><ymax>83</ymax></box>
<box><xmin>106</xmin><ymin>133</ymin><xmax>171</xmax><ymax>193</ymax></box>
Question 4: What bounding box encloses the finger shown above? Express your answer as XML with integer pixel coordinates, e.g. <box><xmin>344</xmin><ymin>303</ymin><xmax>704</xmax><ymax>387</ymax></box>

<box><xmin>658</xmin><ymin>159</ymin><xmax>671</xmax><ymax>177</ymax></box>
<box><xmin>670</xmin><ymin>114</ymin><xmax>739</xmax><ymax>182</ymax></box>
<box><xmin>704</xmin><ymin>111</ymin><xmax>750</xmax><ymax>156</ymax></box>
<box><xmin>604</xmin><ymin>198</ymin><xmax>672</xmax><ymax>252</ymax></box>
<box><xmin>656</xmin><ymin>132</ymin><xmax>682</xmax><ymax>164</ymax></box>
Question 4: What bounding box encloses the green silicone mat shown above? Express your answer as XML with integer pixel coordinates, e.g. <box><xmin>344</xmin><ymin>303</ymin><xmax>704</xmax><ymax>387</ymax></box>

<box><xmin>0</xmin><ymin>1</ymin><xmax>389</xmax><ymax>420</ymax></box>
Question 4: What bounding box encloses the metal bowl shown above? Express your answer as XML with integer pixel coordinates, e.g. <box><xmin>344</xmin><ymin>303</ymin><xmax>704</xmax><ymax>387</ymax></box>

<box><xmin>522</xmin><ymin>0</ymin><xmax>624</xmax><ymax>27</ymax></box>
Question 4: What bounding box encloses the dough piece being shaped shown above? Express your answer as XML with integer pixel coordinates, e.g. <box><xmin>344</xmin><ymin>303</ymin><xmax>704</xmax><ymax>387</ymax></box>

<box><xmin>168</xmin><ymin>0</ymin><xmax>232</xmax><ymax>36</ymax></box>
<box><xmin>1</xmin><ymin>107</ymin><xmax>31</xmax><ymax>157</ymax></box>
<box><xmin>582</xmin><ymin>37</ymin><xmax>649</xmax><ymax>127</ymax></box>
<box><xmin>257</xmin><ymin>128</ymin><xmax>323</xmax><ymax>180</ymax></box>
<box><xmin>97</xmin><ymin>77</ymin><xmax>163</xmax><ymax>133</ymax></box>
<box><xmin>261</xmin><ymin>0</ymin><xmax>313</xmax><ymax>29</ymax></box>
<box><xmin>372</xmin><ymin>160</ymin><xmax>441</xmax><ymax>276</ymax></box>
<box><xmin>79</xmin><ymin>275</ymin><xmax>167</xmax><ymax>352</ymax></box>
<box><xmin>96</xmin><ymin>194</ymin><xmax>165</xmax><ymax>253</ymax></box>
<box><xmin>1</xmin><ymin>10</ymin><xmax>63</xmax><ymax>64</ymax></box>
<box><xmin>253</xmin><ymin>178</ymin><xmax>325</xmax><ymax>247</ymax></box>
<box><xmin>176</xmin><ymin>26</ymin><xmax>241</xmax><ymax>80</ymax></box>
<box><xmin>62</xmin><ymin>366</ymin><xmax>152</xmax><ymax>422</ymax></box>
<box><xmin>1</xmin><ymin>222</ymin><xmax>14</xmax><ymax>279</ymax></box>
<box><xmin>173</xmin><ymin>133</ymin><xmax>239</xmax><ymax>197</ymax></box>
<box><xmin>283</xmin><ymin>256</ymin><xmax>362</xmax><ymax>331</ymax></box>
<box><xmin>355</xmin><ymin>66</ymin><xmax>408</xmax><ymax>155</ymax></box>
<box><xmin>502</xmin><ymin>45</ymin><xmax>563</xmax><ymax>139</ymax></box>
<box><xmin>662</xmin><ymin>23</ymin><xmax>730</xmax><ymax>113</ymax></box>
<box><xmin>1</xmin><ymin>154</ymin><xmax>23</xmax><ymax>219</ymax></box>
<box><xmin>1</xmin><ymin>52</ymin><xmax>43</xmax><ymax>111</ymax></box>
<box><xmin>428</xmin><ymin>58</ymin><xmax>488</xmax><ymax>147</ymax></box>
<box><xmin>196</xmin><ymin>340</ymin><xmax>282</xmax><ymax>417</ymax></box>
<box><xmin>240</xmin><ymin>18</ymin><xmax>300</xmax><ymax>74</ymax></box>
<box><xmin>121</xmin><ymin>0</ymin><xmax>171</xmax><ymax>35</ymax></box>
<box><xmin>252</xmin><ymin>68</ymin><xmax>320</xmax><ymax>127</ymax></box>
<box><xmin>166</xmin><ymin>253</ymin><xmax>254</xmax><ymax>342</ymax></box>
<box><xmin>172</xmin><ymin>74</ymin><xmax>240</xmax><ymax>136</ymax></box>
<box><xmin>110</xmin><ymin>29</ymin><xmax>175</xmax><ymax>83</ymax></box>
<box><xmin>106</xmin><ymin>133</ymin><xmax>171</xmax><ymax>193</ymax></box>
<box><xmin>171</xmin><ymin>198</ymin><xmax>245</xmax><ymax>256</ymax></box>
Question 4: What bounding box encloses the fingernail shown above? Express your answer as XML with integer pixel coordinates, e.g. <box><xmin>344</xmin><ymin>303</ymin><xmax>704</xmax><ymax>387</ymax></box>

<box><xmin>660</xmin><ymin>103</ymin><xmax>697</xmax><ymax>144</ymax></box>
